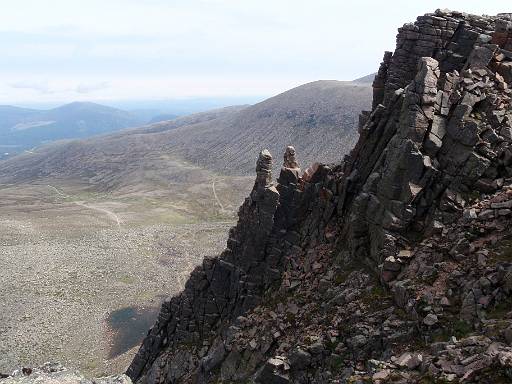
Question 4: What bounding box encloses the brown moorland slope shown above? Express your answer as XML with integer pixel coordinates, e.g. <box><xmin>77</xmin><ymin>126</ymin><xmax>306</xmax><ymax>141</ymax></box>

<box><xmin>0</xmin><ymin>80</ymin><xmax>371</xmax><ymax>189</ymax></box>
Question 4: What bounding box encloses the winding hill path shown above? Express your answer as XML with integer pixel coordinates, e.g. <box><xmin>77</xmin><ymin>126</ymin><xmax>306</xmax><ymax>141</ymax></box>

<box><xmin>47</xmin><ymin>185</ymin><xmax>123</xmax><ymax>228</ymax></box>
<box><xmin>211</xmin><ymin>179</ymin><xmax>225</xmax><ymax>211</ymax></box>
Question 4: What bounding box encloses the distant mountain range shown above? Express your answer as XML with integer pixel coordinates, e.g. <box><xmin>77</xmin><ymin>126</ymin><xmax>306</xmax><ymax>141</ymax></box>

<box><xmin>0</xmin><ymin>79</ymin><xmax>372</xmax><ymax>188</ymax></box>
<box><xmin>0</xmin><ymin>97</ymin><xmax>277</xmax><ymax>160</ymax></box>
<box><xmin>0</xmin><ymin>102</ymin><xmax>145</xmax><ymax>158</ymax></box>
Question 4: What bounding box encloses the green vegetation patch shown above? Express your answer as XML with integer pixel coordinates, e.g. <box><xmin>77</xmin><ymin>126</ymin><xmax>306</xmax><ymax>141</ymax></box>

<box><xmin>432</xmin><ymin>319</ymin><xmax>472</xmax><ymax>342</ymax></box>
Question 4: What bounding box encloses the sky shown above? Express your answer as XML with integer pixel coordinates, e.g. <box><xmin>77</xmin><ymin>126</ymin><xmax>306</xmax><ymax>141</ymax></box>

<box><xmin>0</xmin><ymin>0</ymin><xmax>508</xmax><ymax>106</ymax></box>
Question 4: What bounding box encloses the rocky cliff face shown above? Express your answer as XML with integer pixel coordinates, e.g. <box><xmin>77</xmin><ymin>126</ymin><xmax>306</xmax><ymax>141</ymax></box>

<box><xmin>126</xmin><ymin>9</ymin><xmax>512</xmax><ymax>383</ymax></box>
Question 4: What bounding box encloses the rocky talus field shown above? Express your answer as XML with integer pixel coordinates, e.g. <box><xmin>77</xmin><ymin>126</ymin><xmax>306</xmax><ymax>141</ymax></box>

<box><xmin>3</xmin><ymin>8</ymin><xmax>512</xmax><ymax>384</ymax></box>
<box><xmin>0</xmin><ymin>167</ymin><xmax>252</xmax><ymax>377</ymax></box>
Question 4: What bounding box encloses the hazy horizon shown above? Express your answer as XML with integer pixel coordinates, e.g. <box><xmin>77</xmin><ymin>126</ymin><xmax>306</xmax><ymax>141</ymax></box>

<box><xmin>4</xmin><ymin>95</ymin><xmax>267</xmax><ymax>112</ymax></box>
<box><xmin>0</xmin><ymin>0</ymin><xmax>507</xmax><ymax>105</ymax></box>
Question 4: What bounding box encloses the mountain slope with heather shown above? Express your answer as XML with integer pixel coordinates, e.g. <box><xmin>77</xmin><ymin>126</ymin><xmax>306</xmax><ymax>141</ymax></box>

<box><xmin>162</xmin><ymin>80</ymin><xmax>371</xmax><ymax>175</ymax></box>
<box><xmin>0</xmin><ymin>80</ymin><xmax>371</xmax><ymax>188</ymax></box>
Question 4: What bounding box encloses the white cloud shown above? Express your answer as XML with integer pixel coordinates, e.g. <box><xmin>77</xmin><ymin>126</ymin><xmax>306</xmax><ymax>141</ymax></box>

<box><xmin>75</xmin><ymin>81</ymin><xmax>110</xmax><ymax>94</ymax></box>
<box><xmin>7</xmin><ymin>79</ymin><xmax>111</xmax><ymax>98</ymax></box>
<box><xmin>0</xmin><ymin>0</ymin><xmax>508</xmax><ymax>103</ymax></box>
<box><xmin>9</xmin><ymin>80</ymin><xmax>53</xmax><ymax>94</ymax></box>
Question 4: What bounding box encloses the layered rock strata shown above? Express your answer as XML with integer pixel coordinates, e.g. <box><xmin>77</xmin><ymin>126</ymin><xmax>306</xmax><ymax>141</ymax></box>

<box><xmin>128</xmin><ymin>10</ymin><xmax>512</xmax><ymax>383</ymax></box>
<box><xmin>127</xmin><ymin>149</ymin><xmax>296</xmax><ymax>382</ymax></box>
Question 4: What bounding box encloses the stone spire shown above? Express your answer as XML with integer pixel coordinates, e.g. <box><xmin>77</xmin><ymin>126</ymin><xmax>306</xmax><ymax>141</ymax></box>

<box><xmin>278</xmin><ymin>146</ymin><xmax>301</xmax><ymax>185</ymax></box>
<box><xmin>255</xmin><ymin>149</ymin><xmax>273</xmax><ymax>189</ymax></box>
<box><xmin>283</xmin><ymin>146</ymin><xmax>299</xmax><ymax>169</ymax></box>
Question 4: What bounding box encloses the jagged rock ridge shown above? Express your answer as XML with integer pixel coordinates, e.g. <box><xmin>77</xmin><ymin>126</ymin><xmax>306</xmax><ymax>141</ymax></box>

<box><xmin>126</xmin><ymin>9</ymin><xmax>512</xmax><ymax>383</ymax></box>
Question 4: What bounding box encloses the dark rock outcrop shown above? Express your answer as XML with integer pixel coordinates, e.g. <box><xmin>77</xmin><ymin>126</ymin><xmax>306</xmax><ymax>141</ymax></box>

<box><xmin>127</xmin><ymin>149</ymin><xmax>297</xmax><ymax>383</ymax></box>
<box><xmin>128</xmin><ymin>9</ymin><xmax>512</xmax><ymax>384</ymax></box>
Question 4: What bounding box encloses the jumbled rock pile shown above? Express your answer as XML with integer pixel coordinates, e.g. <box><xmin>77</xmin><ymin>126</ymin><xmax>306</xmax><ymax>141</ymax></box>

<box><xmin>0</xmin><ymin>363</ymin><xmax>132</xmax><ymax>384</ymax></box>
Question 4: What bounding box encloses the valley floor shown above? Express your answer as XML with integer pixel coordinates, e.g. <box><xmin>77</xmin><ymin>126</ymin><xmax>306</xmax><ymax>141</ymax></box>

<box><xmin>0</xmin><ymin>175</ymin><xmax>251</xmax><ymax>376</ymax></box>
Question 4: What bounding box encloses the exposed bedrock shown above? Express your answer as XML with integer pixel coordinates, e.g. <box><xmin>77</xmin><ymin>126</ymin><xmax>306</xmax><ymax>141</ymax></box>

<box><xmin>127</xmin><ymin>9</ymin><xmax>512</xmax><ymax>384</ymax></box>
